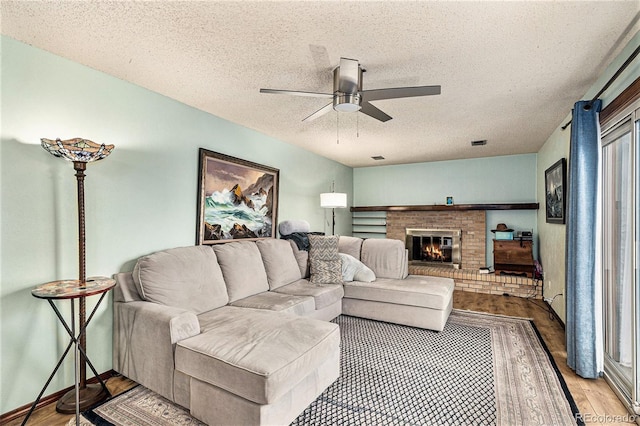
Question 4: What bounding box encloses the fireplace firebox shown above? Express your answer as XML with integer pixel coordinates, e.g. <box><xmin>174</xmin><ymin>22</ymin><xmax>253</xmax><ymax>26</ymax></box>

<box><xmin>406</xmin><ymin>229</ymin><xmax>462</xmax><ymax>268</ymax></box>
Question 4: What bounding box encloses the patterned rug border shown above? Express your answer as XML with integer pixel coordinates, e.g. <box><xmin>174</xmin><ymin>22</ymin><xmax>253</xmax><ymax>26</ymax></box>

<box><xmin>452</xmin><ymin>308</ymin><xmax>533</xmax><ymax>321</ymax></box>
<box><xmin>449</xmin><ymin>309</ymin><xmax>583</xmax><ymax>426</ymax></box>
<box><xmin>84</xmin><ymin>385</ymin><xmax>141</xmax><ymax>426</ymax></box>
<box><xmin>453</xmin><ymin>308</ymin><xmax>582</xmax><ymax>424</ymax></box>
<box><xmin>522</xmin><ymin>314</ymin><xmax>584</xmax><ymax>426</ymax></box>
<box><xmin>76</xmin><ymin>310</ymin><xmax>584</xmax><ymax>426</ymax></box>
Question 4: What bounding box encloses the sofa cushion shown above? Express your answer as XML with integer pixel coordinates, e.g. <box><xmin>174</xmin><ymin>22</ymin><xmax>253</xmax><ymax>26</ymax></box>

<box><xmin>229</xmin><ymin>292</ymin><xmax>315</xmax><ymax>316</ymax></box>
<box><xmin>212</xmin><ymin>241</ymin><xmax>269</xmax><ymax>303</ymax></box>
<box><xmin>343</xmin><ymin>275</ymin><xmax>454</xmax><ymax>310</ymax></box>
<box><xmin>288</xmin><ymin>240</ymin><xmax>310</xmax><ymax>278</ymax></box>
<box><xmin>338</xmin><ymin>236</ymin><xmax>364</xmax><ymax>260</ymax></box>
<box><xmin>308</xmin><ymin>235</ymin><xmax>342</xmax><ymax>284</ymax></box>
<box><xmin>361</xmin><ymin>238</ymin><xmax>409</xmax><ymax>279</ymax></box>
<box><xmin>178</xmin><ymin>307</ymin><xmax>340</xmax><ymax>404</ymax></box>
<box><xmin>339</xmin><ymin>253</ymin><xmax>376</xmax><ymax>282</ymax></box>
<box><xmin>255</xmin><ymin>239</ymin><xmax>302</xmax><ymax>290</ymax></box>
<box><xmin>132</xmin><ymin>245</ymin><xmax>228</xmax><ymax>314</ymax></box>
<box><xmin>274</xmin><ymin>279</ymin><xmax>344</xmax><ymax>310</ymax></box>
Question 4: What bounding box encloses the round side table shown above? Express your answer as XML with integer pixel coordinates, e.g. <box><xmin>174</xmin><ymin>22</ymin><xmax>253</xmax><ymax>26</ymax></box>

<box><xmin>23</xmin><ymin>277</ymin><xmax>115</xmax><ymax>425</ymax></box>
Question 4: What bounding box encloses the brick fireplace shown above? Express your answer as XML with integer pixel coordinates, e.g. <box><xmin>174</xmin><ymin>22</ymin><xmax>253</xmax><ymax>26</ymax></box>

<box><xmin>386</xmin><ymin>210</ymin><xmax>486</xmax><ymax>270</ymax></box>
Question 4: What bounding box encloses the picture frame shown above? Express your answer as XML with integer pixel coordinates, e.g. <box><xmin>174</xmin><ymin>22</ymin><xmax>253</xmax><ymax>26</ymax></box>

<box><xmin>446</xmin><ymin>196</ymin><xmax>454</xmax><ymax>206</ymax></box>
<box><xmin>196</xmin><ymin>148</ymin><xmax>279</xmax><ymax>244</ymax></box>
<box><xmin>545</xmin><ymin>158</ymin><xmax>566</xmax><ymax>224</ymax></box>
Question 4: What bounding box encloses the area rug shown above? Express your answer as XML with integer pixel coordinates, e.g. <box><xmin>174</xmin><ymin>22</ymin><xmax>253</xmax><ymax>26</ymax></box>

<box><xmin>73</xmin><ymin>310</ymin><xmax>582</xmax><ymax>425</ymax></box>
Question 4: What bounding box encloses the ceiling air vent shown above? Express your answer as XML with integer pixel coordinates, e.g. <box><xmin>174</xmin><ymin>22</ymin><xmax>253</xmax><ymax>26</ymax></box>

<box><xmin>371</xmin><ymin>155</ymin><xmax>385</xmax><ymax>160</ymax></box>
<box><xmin>471</xmin><ymin>140</ymin><xmax>487</xmax><ymax>146</ymax></box>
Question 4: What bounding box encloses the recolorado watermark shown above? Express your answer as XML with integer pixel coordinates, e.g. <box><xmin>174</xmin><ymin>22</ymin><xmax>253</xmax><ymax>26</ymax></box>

<box><xmin>575</xmin><ymin>413</ymin><xmax>637</xmax><ymax>423</ymax></box>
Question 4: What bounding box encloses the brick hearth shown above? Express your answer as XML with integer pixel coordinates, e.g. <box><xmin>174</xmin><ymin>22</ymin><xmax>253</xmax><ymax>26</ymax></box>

<box><xmin>409</xmin><ymin>265</ymin><xmax>542</xmax><ymax>299</ymax></box>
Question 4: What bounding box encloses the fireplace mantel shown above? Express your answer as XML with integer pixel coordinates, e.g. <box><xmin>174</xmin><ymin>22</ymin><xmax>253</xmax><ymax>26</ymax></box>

<box><xmin>351</xmin><ymin>203</ymin><xmax>538</xmax><ymax>212</ymax></box>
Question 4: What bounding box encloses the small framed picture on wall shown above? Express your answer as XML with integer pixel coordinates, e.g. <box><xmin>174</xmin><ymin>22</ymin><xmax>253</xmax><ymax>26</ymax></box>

<box><xmin>545</xmin><ymin>158</ymin><xmax>566</xmax><ymax>224</ymax></box>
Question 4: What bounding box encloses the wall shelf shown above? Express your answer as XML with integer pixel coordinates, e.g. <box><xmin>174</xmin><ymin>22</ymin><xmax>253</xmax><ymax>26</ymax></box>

<box><xmin>352</xmin><ymin>211</ymin><xmax>387</xmax><ymax>238</ymax></box>
<box><xmin>351</xmin><ymin>203</ymin><xmax>539</xmax><ymax>212</ymax></box>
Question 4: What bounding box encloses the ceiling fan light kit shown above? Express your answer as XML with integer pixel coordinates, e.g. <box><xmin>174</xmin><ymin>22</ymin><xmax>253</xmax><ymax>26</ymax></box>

<box><xmin>332</xmin><ymin>60</ymin><xmax>362</xmax><ymax>112</ymax></box>
<box><xmin>333</xmin><ymin>93</ymin><xmax>361</xmax><ymax>112</ymax></box>
<box><xmin>260</xmin><ymin>57</ymin><xmax>441</xmax><ymax>123</ymax></box>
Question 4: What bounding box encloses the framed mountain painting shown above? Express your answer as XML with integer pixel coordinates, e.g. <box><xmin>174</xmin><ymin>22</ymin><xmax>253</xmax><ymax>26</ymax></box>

<box><xmin>196</xmin><ymin>148</ymin><xmax>279</xmax><ymax>244</ymax></box>
<box><xmin>545</xmin><ymin>158</ymin><xmax>566</xmax><ymax>224</ymax></box>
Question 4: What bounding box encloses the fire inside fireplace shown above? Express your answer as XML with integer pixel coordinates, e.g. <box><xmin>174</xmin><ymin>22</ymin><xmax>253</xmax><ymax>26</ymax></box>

<box><xmin>406</xmin><ymin>229</ymin><xmax>461</xmax><ymax>268</ymax></box>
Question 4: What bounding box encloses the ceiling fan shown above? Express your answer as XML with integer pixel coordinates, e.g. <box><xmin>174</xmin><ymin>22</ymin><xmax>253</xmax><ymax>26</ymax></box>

<box><xmin>260</xmin><ymin>57</ymin><xmax>441</xmax><ymax>122</ymax></box>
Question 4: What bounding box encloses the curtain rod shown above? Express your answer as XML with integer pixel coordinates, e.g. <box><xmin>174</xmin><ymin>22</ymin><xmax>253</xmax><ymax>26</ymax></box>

<box><xmin>561</xmin><ymin>43</ymin><xmax>640</xmax><ymax>130</ymax></box>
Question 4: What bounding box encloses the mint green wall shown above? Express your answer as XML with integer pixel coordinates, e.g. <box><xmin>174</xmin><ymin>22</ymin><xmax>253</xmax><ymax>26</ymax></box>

<box><xmin>354</xmin><ymin>154</ymin><xmax>538</xmax><ymax>266</ymax></box>
<box><xmin>0</xmin><ymin>36</ymin><xmax>352</xmax><ymax>413</ymax></box>
<box><xmin>537</xmin><ymin>30</ymin><xmax>640</xmax><ymax>322</ymax></box>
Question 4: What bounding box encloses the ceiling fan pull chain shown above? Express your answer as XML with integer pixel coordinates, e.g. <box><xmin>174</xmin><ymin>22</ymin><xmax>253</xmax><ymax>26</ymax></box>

<box><xmin>337</xmin><ymin>113</ymin><xmax>340</xmax><ymax>145</ymax></box>
<box><xmin>357</xmin><ymin>112</ymin><xmax>359</xmax><ymax>138</ymax></box>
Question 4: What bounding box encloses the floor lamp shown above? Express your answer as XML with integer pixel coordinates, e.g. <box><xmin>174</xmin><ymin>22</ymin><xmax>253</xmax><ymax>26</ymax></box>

<box><xmin>320</xmin><ymin>184</ymin><xmax>347</xmax><ymax>235</ymax></box>
<box><xmin>41</xmin><ymin>138</ymin><xmax>114</xmax><ymax>413</ymax></box>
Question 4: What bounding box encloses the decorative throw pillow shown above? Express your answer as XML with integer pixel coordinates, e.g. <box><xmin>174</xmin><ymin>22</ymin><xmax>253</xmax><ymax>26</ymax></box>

<box><xmin>308</xmin><ymin>234</ymin><xmax>342</xmax><ymax>284</ymax></box>
<box><xmin>339</xmin><ymin>253</ymin><xmax>376</xmax><ymax>282</ymax></box>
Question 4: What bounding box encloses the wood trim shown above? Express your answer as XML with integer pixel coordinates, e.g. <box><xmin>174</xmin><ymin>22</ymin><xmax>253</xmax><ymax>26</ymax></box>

<box><xmin>600</xmin><ymin>75</ymin><xmax>640</xmax><ymax>126</ymax></box>
<box><xmin>0</xmin><ymin>370</ymin><xmax>116</xmax><ymax>423</ymax></box>
<box><xmin>351</xmin><ymin>203</ymin><xmax>539</xmax><ymax>212</ymax></box>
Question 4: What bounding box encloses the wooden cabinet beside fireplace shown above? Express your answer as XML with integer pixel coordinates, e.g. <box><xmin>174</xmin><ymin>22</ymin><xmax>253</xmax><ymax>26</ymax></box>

<box><xmin>493</xmin><ymin>239</ymin><xmax>535</xmax><ymax>278</ymax></box>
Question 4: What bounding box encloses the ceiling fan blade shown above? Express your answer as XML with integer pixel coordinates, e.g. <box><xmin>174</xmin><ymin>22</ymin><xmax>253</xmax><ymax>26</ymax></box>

<box><xmin>302</xmin><ymin>102</ymin><xmax>333</xmax><ymax>122</ymax></box>
<box><xmin>260</xmin><ymin>88</ymin><xmax>332</xmax><ymax>98</ymax></box>
<box><xmin>337</xmin><ymin>57</ymin><xmax>360</xmax><ymax>93</ymax></box>
<box><xmin>360</xmin><ymin>101</ymin><xmax>392</xmax><ymax>122</ymax></box>
<box><xmin>361</xmin><ymin>85</ymin><xmax>441</xmax><ymax>102</ymax></box>
<box><xmin>309</xmin><ymin>44</ymin><xmax>331</xmax><ymax>71</ymax></box>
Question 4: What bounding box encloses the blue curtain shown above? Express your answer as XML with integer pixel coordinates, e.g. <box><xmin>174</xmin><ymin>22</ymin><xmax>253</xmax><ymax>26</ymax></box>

<box><xmin>565</xmin><ymin>99</ymin><xmax>602</xmax><ymax>379</ymax></box>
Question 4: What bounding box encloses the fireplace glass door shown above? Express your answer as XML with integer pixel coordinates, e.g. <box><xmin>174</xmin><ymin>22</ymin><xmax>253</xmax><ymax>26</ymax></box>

<box><xmin>417</xmin><ymin>236</ymin><xmax>452</xmax><ymax>262</ymax></box>
<box><xmin>406</xmin><ymin>229</ymin><xmax>461</xmax><ymax>268</ymax></box>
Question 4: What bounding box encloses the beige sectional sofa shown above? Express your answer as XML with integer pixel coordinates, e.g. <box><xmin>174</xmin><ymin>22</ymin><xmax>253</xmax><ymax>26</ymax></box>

<box><xmin>113</xmin><ymin>236</ymin><xmax>454</xmax><ymax>425</ymax></box>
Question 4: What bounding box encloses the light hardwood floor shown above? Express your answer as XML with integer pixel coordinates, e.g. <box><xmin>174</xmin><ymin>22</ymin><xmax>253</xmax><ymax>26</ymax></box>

<box><xmin>7</xmin><ymin>290</ymin><xmax>635</xmax><ymax>425</ymax></box>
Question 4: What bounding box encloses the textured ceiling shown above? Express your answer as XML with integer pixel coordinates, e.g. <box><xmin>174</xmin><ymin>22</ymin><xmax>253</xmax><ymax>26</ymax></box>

<box><xmin>2</xmin><ymin>1</ymin><xmax>639</xmax><ymax>167</ymax></box>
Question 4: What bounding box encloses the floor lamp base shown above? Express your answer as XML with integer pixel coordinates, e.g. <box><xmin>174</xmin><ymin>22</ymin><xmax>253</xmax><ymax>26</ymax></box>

<box><xmin>56</xmin><ymin>383</ymin><xmax>108</xmax><ymax>414</ymax></box>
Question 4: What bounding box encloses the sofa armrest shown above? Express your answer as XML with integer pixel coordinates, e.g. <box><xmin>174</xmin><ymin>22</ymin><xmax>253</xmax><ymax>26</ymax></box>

<box><xmin>113</xmin><ymin>272</ymin><xmax>142</xmax><ymax>302</ymax></box>
<box><xmin>113</xmin><ymin>300</ymin><xmax>199</xmax><ymax>402</ymax></box>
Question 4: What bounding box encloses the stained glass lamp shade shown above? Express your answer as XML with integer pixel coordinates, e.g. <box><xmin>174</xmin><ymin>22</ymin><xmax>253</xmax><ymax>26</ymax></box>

<box><xmin>41</xmin><ymin>138</ymin><xmax>114</xmax><ymax>162</ymax></box>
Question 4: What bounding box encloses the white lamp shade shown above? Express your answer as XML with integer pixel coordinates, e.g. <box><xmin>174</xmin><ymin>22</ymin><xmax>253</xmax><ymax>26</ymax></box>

<box><xmin>320</xmin><ymin>192</ymin><xmax>347</xmax><ymax>208</ymax></box>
